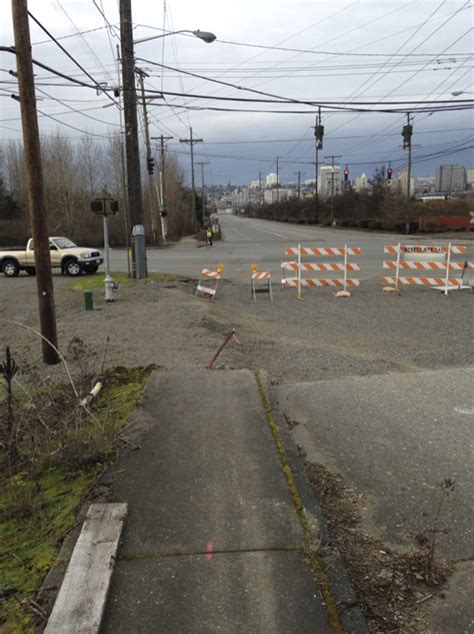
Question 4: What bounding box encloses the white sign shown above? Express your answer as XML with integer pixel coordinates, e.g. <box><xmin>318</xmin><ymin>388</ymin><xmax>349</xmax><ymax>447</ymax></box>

<box><xmin>404</xmin><ymin>245</ymin><xmax>444</xmax><ymax>254</ymax></box>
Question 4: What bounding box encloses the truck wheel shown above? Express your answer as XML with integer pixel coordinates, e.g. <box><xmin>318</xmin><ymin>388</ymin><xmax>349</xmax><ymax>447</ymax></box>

<box><xmin>2</xmin><ymin>259</ymin><xmax>20</xmax><ymax>277</ymax></box>
<box><xmin>64</xmin><ymin>259</ymin><xmax>82</xmax><ymax>277</ymax></box>
<box><xmin>25</xmin><ymin>267</ymin><xmax>36</xmax><ymax>276</ymax></box>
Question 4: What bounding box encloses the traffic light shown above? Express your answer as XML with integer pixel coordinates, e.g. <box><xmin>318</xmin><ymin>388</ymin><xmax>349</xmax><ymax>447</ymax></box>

<box><xmin>110</xmin><ymin>200</ymin><xmax>119</xmax><ymax>214</ymax></box>
<box><xmin>147</xmin><ymin>157</ymin><xmax>155</xmax><ymax>174</ymax></box>
<box><xmin>402</xmin><ymin>124</ymin><xmax>413</xmax><ymax>149</ymax></box>
<box><xmin>387</xmin><ymin>166</ymin><xmax>393</xmax><ymax>180</ymax></box>
<box><xmin>314</xmin><ymin>124</ymin><xmax>324</xmax><ymax>150</ymax></box>
<box><xmin>343</xmin><ymin>166</ymin><xmax>349</xmax><ymax>182</ymax></box>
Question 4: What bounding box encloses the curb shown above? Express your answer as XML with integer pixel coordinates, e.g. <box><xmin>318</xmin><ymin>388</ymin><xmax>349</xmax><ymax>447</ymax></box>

<box><xmin>257</xmin><ymin>371</ymin><xmax>368</xmax><ymax>634</ymax></box>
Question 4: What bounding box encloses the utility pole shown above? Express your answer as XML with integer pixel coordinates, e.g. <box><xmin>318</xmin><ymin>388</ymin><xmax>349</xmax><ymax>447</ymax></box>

<box><xmin>276</xmin><ymin>156</ymin><xmax>279</xmax><ymax>203</ymax></box>
<box><xmin>324</xmin><ymin>154</ymin><xmax>342</xmax><ymax>226</ymax></box>
<box><xmin>180</xmin><ymin>127</ymin><xmax>202</xmax><ymax>230</ymax></box>
<box><xmin>294</xmin><ymin>171</ymin><xmax>304</xmax><ymax>199</ymax></box>
<box><xmin>12</xmin><ymin>0</ymin><xmax>59</xmax><ymax>365</ymax></box>
<box><xmin>136</xmin><ymin>68</ymin><xmax>158</xmax><ymax>245</ymax></box>
<box><xmin>152</xmin><ymin>134</ymin><xmax>173</xmax><ymax>244</ymax></box>
<box><xmin>196</xmin><ymin>161</ymin><xmax>209</xmax><ymax>220</ymax></box>
<box><xmin>313</xmin><ymin>108</ymin><xmax>323</xmax><ymax>223</ymax></box>
<box><xmin>403</xmin><ymin>112</ymin><xmax>413</xmax><ymax>234</ymax></box>
<box><xmin>119</xmin><ymin>0</ymin><xmax>147</xmax><ymax>277</ymax></box>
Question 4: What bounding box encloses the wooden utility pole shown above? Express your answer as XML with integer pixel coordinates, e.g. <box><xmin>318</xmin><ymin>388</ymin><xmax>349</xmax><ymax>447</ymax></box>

<box><xmin>179</xmin><ymin>127</ymin><xmax>202</xmax><ymax>230</ymax></box>
<box><xmin>406</xmin><ymin>112</ymin><xmax>412</xmax><ymax>235</ymax></box>
<box><xmin>294</xmin><ymin>171</ymin><xmax>304</xmax><ymax>199</ymax></box>
<box><xmin>136</xmin><ymin>68</ymin><xmax>158</xmax><ymax>244</ymax></box>
<box><xmin>276</xmin><ymin>156</ymin><xmax>279</xmax><ymax>203</ymax></box>
<box><xmin>120</xmin><ymin>0</ymin><xmax>147</xmax><ymax>277</ymax></box>
<box><xmin>152</xmin><ymin>134</ymin><xmax>173</xmax><ymax>243</ymax></box>
<box><xmin>196</xmin><ymin>161</ymin><xmax>209</xmax><ymax>220</ymax></box>
<box><xmin>11</xmin><ymin>0</ymin><xmax>59</xmax><ymax>365</ymax></box>
<box><xmin>313</xmin><ymin>108</ymin><xmax>323</xmax><ymax>223</ymax></box>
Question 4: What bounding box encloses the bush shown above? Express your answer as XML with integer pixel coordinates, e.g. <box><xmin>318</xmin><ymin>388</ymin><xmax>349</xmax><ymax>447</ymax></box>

<box><xmin>357</xmin><ymin>219</ymin><xmax>369</xmax><ymax>229</ymax></box>
<box><xmin>368</xmin><ymin>220</ymin><xmax>382</xmax><ymax>230</ymax></box>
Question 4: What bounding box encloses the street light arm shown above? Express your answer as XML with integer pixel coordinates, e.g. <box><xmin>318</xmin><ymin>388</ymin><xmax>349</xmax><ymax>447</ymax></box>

<box><xmin>134</xmin><ymin>29</ymin><xmax>216</xmax><ymax>45</ymax></box>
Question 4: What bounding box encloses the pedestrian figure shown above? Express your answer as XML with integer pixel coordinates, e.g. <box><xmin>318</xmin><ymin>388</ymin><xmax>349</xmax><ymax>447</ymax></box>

<box><xmin>206</xmin><ymin>227</ymin><xmax>213</xmax><ymax>246</ymax></box>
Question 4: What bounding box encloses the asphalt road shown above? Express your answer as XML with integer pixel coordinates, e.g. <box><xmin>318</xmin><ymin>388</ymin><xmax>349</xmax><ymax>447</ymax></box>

<box><xmin>109</xmin><ymin>214</ymin><xmax>472</xmax><ymax>283</ymax></box>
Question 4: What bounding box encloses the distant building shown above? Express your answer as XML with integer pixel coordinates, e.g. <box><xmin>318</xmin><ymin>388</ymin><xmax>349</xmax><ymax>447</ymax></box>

<box><xmin>396</xmin><ymin>169</ymin><xmax>415</xmax><ymax>196</ymax></box>
<box><xmin>414</xmin><ymin>176</ymin><xmax>436</xmax><ymax>195</ymax></box>
<box><xmin>263</xmin><ymin>188</ymin><xmax>292</xmax><ymax>204</ymax></box>
<box><xmin>319</xmin><ymin>165</ymin><xmax>341</xmax><ymax>197</ymax></box>
<box><xmin>435</xmin><ymin>165</ymin><xmax>466</xmax><ymax>194</ymax></box>
<box><xmin>353</xmin><ymin>172</ymin><xmax>370</xmax><ymax>193</ymax></box>
<box><xmin>465</xmin><ymin>168</ymin><xmax>474</xmax><ymax>190</ymax></box>
<box><xmin>249</xmin><ymin>179</ymin><xmax>261</xmax><ymax>189</ymax></box>
<box><xmin>266</xmin><ymin>173</ymin><xmax>278</xmax><ymax>187</ymax></box>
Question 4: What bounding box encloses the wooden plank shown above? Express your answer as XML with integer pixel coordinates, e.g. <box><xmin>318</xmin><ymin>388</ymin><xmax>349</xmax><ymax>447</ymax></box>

<box><xmin>45</xmin><ymin>503</ymin><xmax>127</xmax><ymax>634</ymax></box>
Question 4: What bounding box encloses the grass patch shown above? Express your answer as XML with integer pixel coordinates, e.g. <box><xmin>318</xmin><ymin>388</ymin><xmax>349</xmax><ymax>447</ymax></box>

<box><xmin>71</xmin><ymin>272</ymin><xmax>187</xmax><ymax>292</ymax></box>
<box><xmin>0</xmin><ymin>366</ymin><xmax>152</xmax><ymax>632</ymax></box>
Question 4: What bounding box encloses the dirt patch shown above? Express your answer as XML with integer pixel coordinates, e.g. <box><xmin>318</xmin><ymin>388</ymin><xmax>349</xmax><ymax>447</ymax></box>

<box><xmin>305</xmin><ymin>461</ymin><xmax>453</xmax><ymax>633</ymax></box>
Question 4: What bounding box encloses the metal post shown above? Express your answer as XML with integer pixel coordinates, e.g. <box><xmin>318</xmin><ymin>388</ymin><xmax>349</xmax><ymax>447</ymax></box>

<box><xmin>103</xmin><ymin>214</ymin><xmax>110</xmax><ymax>277</ymax></box>
<box><xmin>12</xmin><ymin>0</ymin><xmax>59</xmax><ymax>364</ymax></box>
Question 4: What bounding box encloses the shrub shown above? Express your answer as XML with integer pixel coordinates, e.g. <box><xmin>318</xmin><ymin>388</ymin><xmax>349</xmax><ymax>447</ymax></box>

<box><xmin>368</xmin><ymin>220</ymin><xmax>382</xmax><ymax>230</ymax></box>
<box><xmin>357</xmin><ymin>219</ymin><xmax>369</xmax><ymax>229</ymax></box>
<box><xmin>347</xmin><ymin>220</ymin><xmax>358</xmax><ymax>228</ymax></box>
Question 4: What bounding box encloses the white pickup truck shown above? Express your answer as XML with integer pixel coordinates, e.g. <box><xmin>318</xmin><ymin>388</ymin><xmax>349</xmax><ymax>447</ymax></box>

<box><xmin>0</xmin><ymin>237</ymin><xmax>103</xmax><ymax>277</ymax></box>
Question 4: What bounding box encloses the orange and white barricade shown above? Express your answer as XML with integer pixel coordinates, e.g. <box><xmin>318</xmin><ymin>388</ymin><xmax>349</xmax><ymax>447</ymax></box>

<box><xmin>250</xmin><ymin>264</ymin><xmax>272</xmax><ymax>302</ymax></box>
<box><xmin>281</xmin><ymin>244</ymin><xmax>361</xmax><ymax>299</ymax></box>
<box><xmin>195</xmin><ymin>263</ymin><xmax>224</xmax><ymax>300</ymax></box>
<box><xmin>382</xmin><ymin>244</ymin><xmax>472</xmax><ymax>295</ymax></box>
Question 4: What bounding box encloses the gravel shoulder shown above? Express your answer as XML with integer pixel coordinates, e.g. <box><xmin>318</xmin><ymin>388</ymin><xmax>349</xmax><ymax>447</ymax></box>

<box><xmin>0</xmin><ymin>272</ymin><xmax>472</xmax><ymax>384</ymax></box>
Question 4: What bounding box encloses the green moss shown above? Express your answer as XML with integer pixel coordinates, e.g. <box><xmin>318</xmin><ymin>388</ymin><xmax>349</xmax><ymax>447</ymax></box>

<box><xmin>71</xmin><ymin>272</ymin><xmax>187</xmax><ymax>292</ymax></box>
<box><xmin>0</xmin><ymin>366</ymin><xmax>151</xmax><ymax>631</ymax></box>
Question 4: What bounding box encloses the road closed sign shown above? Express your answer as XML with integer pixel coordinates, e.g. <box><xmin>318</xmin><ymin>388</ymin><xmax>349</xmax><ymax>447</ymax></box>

<box><xmin>404</xmin><ymin>245</ymin><xmax>444</xmax><ymax>254</ymax></box>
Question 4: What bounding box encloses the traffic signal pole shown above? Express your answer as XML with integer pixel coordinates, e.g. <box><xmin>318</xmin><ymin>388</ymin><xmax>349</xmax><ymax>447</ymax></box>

<box><xmin>406</xmin><ymin>112</ymin><xmax>412</xmax><ymax>235</ymax></box>
<box><xmin>11</xmin><ymin>0</ymin><xmax>59</xmax><ymax>365</ymax></box>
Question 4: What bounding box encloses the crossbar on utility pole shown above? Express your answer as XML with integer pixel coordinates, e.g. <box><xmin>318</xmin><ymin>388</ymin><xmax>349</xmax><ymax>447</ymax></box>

<box><xmin>180</xmin><ymin>127</ymin><xmax>202</xmax><ymax>231</ymax></box>
<box><xmin>11</xmin><ymin>0</ymin><xmax>59</xmax><ymax>365</ymax></box>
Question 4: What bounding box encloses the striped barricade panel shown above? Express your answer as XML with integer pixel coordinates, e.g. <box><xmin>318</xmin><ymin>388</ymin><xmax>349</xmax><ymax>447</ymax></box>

<box><xmin>382</xmin><ymin>276</ymin><xmax>462</xmax><ymax>287</ymax></box>
<box><xmin>283</xmin><ymin>278</ymin><xmax>360</xmax><ymax>288</ymax></box>
<box><xmin>383</xmin><ymin>261</ymin><xmax>468</xmax><ymax>271</ymax></box>
<box><xmin>251</xmin><ymin>265</ymin><xmax>272</xmax><ymax>302</ymax></box>
<box><xmin>196</xmin><ymin>264</ymin><xmax>224</xmax><ymax>301</ymax></box>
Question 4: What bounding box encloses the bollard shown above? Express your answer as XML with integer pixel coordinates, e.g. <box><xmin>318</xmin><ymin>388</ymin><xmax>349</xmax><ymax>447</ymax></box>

<box><xmin>84</xmin><ymin>290</ymin><xmax>93</xmax><ymax>311</ymax></box>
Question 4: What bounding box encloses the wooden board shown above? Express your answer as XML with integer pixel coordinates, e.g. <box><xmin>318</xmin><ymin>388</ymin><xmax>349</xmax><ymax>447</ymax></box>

<box><xmin>45</xmin><ymin>503</ymin><xmax>127</xmax><ymax>634</ymax></box>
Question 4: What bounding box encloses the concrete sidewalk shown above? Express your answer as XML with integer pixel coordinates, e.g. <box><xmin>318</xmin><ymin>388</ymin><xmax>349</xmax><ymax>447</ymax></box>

<box><xmin>275</xmin><ymin>366</ymin><xmax>474</xmax><ymax>633</ymax></box>
<box><xmin>101</xmin><ymin>369</ymin><xmax>365</xmax><ymax>633</ymax></box>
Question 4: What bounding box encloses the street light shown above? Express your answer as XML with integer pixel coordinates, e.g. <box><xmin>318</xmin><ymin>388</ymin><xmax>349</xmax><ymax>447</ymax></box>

<box><xmin>134</xmin><ymin>29</ymin><xmax>216</xmax><ymax>46</ymax></box>
<box><xmin>451</xmin><ymin>90</ymin><xmax>474</xmax><ymax>96</ymax></box>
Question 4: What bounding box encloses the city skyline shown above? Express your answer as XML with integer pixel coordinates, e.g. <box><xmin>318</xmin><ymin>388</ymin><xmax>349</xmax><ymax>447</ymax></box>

<box><xmin>1</xmin><ymin>1</ymin><xmax>473</xmax><ymax>186</ymax></box>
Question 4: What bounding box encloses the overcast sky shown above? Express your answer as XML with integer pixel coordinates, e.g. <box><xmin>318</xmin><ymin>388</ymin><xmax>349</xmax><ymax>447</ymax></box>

<box><xmin>1</xmin><ymin>0</ymin><xmax>473</xmax><ymax>186</ymax></box>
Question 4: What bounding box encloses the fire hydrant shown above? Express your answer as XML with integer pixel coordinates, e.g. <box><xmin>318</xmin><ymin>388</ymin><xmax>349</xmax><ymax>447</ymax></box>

<box><xmin>104</xmin><ymin>275</ymin><xmax>117</xmax><ymax>302</ymax></box>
